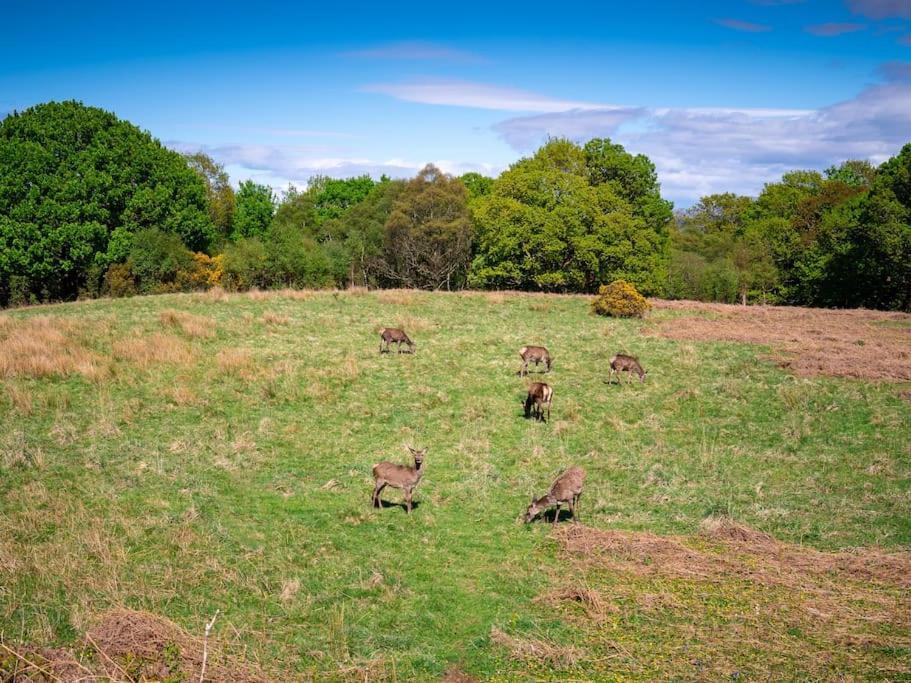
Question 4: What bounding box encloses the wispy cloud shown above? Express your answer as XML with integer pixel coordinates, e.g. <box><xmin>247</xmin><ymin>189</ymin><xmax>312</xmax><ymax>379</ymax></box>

<box><xmin>846</xmin><ymin>0</ymin><xmax>911</xmax><ymax>19</ymax></box>
<box><xmin>168</xmin><ymin>141</ymin><xmax>500</xmax><ymax>191</ymax></box>
<box><xmin>489</xmin><ymin>77</ymin><xmax>911</xmax><ymax>202</ymax></box>
<box><xmin>714</xmin><ymin>18</ymin><xmax>773</xmax><ymax>32</ymax></box>
<box><xmin>362</xmin><ymin>80</ymin><xmax>604</xmax><ymax>112</ymax></box>
<box><xmin>342</xmin><ymin>41</ymin><xmax>483</xmax><ymax>62</ymax></box>
<box><xmin>806</xmin><ymin>22</ymin><xmax>867</xmax><ymax>35</ymax></box>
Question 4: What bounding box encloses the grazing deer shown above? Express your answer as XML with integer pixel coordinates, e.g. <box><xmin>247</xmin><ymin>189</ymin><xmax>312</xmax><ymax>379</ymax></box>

<box><xmin>372</xmin><ymin>446</ymin><xmax>426</xmax><ymax>513</ymax></box>
<box><xmin>523</xmin><ymin>382</ymin><xmax>553</xmax><ymax>422</ymax></box>
<box><xmin>524</xmin><ymin>466</ymin><xmax>586</xmax><ymax>524</ymax></box>
<box><xmin>609</xmin><ymin>353</ymin><xmax>647</xmax><ymax>384</ymax></box>
<box><xmin>518</xmin><ymin>345</ymin><xmax>552</xmax><ymax>376</ymax></box>
<box><xmin>379</xmin><ymin>327</ymin><xmax>415</xmax><ymax>354</ymax></box>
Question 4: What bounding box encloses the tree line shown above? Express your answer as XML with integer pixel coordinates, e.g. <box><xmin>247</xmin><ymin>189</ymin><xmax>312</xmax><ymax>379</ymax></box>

<box><xmin>1</xmin><ymin>101</ymin><xmax>908</xmax><ymax>310</ymax></box>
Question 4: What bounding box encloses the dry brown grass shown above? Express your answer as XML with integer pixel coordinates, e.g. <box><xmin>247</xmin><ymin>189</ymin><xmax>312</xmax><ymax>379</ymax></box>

<box><xmin>0</xmin><ymin>608</ymin><xmax>270</xmax><ymax>682</ymax></box>
<box><xmin>4</xmin><ymin>382</ymin><xmax>33</xmax><ymax>415</ymax></box>
<box><xmin>159</xmin><ymin>309</ymin><xmax>217</xmax><ymax>338</ymax></box>
<box><xmin>0</xmin><ymin>316</ymin><xmax>107</xmax><ymax>381</ymax></box>
<box><xmin>489</xmin><ymin>626</ymin><xmax>582</xmax><ymax>668</ymax></box>
<box><xmin>260</xmin><ymin>310</ymin><xmax>290</xmax><ymax>325</ymax></box>
<box><xmin>649</xmin><ymin>299</ymin><xmax>911</xmax><ymax>380</ymax></box>
<box><xmin>376</xmin><ymin>289</ymin><xmax>417</xmax><ymax>306</ymax></box>
<box><xmin>216</xmin><ymin>348</ymin><xmax>259</xmax><ymax>380</ymax></box>
<box><xmin>112</xmin><ymin>331</ymin><xmax>194</xmax><ymax>368</ymax></box>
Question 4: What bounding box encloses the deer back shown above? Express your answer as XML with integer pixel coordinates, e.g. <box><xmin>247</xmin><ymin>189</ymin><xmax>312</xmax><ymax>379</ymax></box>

<box><xmin>520</xmin><ymin>345</ymin><xmax>550</xmax><ymax>362</ymax></box>
<box><xmin>550</xmin><ymin>466</ymin><xmax>585</xmax><ymax>501</ymax></box>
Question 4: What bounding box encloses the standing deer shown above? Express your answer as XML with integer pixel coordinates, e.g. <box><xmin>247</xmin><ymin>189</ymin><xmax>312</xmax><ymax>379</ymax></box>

<box><xmin>372</xmin><ymin>446</ymin><xmax>426</xmax><ymax>513</ymax></box>
<box><xmin>609</xmin><ymin>353</ymin><xmax>647</xmax><ymax>384</ymax></box>
<box><xmin>524</xmin><ymin>466</ymin><xmax>586</xmax><ymax>524</ymax></box>
<box><xmin>517</xmin><ymin>345</ymin><xmax>552</xmax><ymax>376</ymax></box>
<box><xmin>379</xmin><ymin>327</ymin><xmax>415</xmax><ymax>354</ymax></box>
<box><xmin>523</xmin><ymin>382</ymin><xmax>553</xmax><ymax>422</ymax></box>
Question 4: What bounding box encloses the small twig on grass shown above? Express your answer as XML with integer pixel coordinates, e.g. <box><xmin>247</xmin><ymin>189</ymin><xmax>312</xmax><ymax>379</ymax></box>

<box><xmin>200</xmin><ymin>609</ymin><xmax>220</xmax><ymax>683</ymax></box>
<box><xmin>85</xmin><ymin>632</ymin><xmax>133</xmax><ymax>681</ymax></box>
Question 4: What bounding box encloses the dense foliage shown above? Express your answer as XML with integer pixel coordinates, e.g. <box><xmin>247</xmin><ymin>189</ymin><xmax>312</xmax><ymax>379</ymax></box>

<box><xmin>0</xmin><ymin>101</ymin><xmax>213</xmax><ymax>305</ymax></box>
<box><xmin>1</xmin><ymin>101</ymin><xmax>909</xmax><ymax>310</ymax></box>
<box><xmin>469</xmin><ymin>139</ymin><xmax>670</xmax><ymax>294</ymax></box>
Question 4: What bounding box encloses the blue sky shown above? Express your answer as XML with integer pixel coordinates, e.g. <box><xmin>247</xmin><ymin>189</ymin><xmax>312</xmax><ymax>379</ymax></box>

<box><xmin>2</xmin><ymin>0</ymin><xmax>910</xmax><ymax>205</ymax></box>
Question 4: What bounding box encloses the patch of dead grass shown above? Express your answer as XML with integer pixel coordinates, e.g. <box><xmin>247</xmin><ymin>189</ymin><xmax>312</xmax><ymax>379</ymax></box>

<box><xmin>260</xmin><ymin>310</ymin><xmax>290</xmax><ymax>325</ymax></box>
<box><xmin>216</xmin><ymin>348</ymin><xmax>258</xmax><ymax>380</ymax></box>
<box><xmin>0</xmin><ymin>316</ymin><xmax>107</xmax><ymax>381</ymax></box>
<box><xmin>0</xmin><ymin>608</ymin><xmax>269</xmax><ymax>682</ymax></box>
<box><xmin>160</xmin><ymin>309</ymin><xmax>217</xmax><ymax>338</ymax></box>
<box><xmin>113</xmin><ymin>331</ymin><xmax>194</xmax><ymax>368</ymax></box>
<box><xmin>489</xmin><ymin>626</ymin><xmax>581</xmax><ymax>668</ymax></box>
<box><xmin>649</xmin><ymin>299</ymin><xmax>911</xmax><ymax>380</ymax></box>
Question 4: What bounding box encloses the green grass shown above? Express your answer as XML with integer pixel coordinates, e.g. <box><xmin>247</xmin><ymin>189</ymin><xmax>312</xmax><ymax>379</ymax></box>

<box><xmin>1</xmin><ymin>289</ymin><xmax>909</xmax><ymax>680</ymax></box>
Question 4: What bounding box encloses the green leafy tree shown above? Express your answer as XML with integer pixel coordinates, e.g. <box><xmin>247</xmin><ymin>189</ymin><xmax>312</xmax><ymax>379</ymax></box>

<box><xmin>470</xmin><ymin>138</ymin><xmax>670</xmax><ymax>293</ymax></box>
<box><xmin>126</xmin><ymin>228</ymin><xmax>194</xmax><ymax>294</ymax></box>
<box><xmin>459</xmin><ymin>172</ymin><xmax>494</xmax><ymax>200</ymax></box>
<box><xmin>0</xmin><ymin>100</ymin><xmax>213</xmax><ymax>304</ymax></box>
<box><xmin>304</xmin><ymin>175</ymin><xmax>376</xmax><ymax>229</ymax></box>
<box><xmin>381</xmin><ymin>165</ymin><xmax>472</xmax><ymax>290</ymax></box>
<box><xmin>233</xmin><ymin>181</ymin><xmax>275</xmax><ymax>239</ymax></box>
<box><xmin>185</xmin><ymin>151</ymin><xmax>235</xmax><ymax>239</ymax></box>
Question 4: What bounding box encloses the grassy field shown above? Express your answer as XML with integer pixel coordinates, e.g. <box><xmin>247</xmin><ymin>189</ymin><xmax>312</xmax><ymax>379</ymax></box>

<box><xmin>1</xmin><ymin>289</ymin><xmax>909</xmax><ymax>681</ymax></box>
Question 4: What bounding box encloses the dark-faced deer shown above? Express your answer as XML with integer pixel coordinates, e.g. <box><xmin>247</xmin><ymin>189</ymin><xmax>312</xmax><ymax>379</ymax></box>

<box><xmin>518</xmin><ymin>345</ymin><xmax>551</xmax><ymax>376</ymax></box>
<box><xmin>524</xmin><ymin>466</ymin><xmax>585</xmax><ymax>524</ymax></box>
<box><xmin>523</xmin><ymin>382</ymin><xmax>553</xmax><ymax>422</ymax></box>
<box><xmin>379</xmin><ymin>327</ymin><xmax>415</xmax><ymax>354</ymax></box>
<box><xmin>609</xmin><ymin>353</ymin><xmax>647</xmax><ymax>384</ymax></box>
<box><xmin>372</xmin><ymin>446</ymin><xmax>426</xmax><ymax>513</ymax></box>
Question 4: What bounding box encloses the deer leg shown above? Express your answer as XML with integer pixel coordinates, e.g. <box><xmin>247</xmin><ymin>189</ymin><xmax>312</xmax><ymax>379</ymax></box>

<box><xmin>405</xmin><ymin>488</ymin><xmax>412</xmax><ymax>514</ymax></box>
<box><xmin>573</xmin><ymin>493</ymin><xmax>581</xmax><ymax>523</ymax></box>
<box><xmin>553</xmin><ymin>502</ymin><xmax>561</xmax><ymax>524</ymax></box>
<box><xmin>372</xmin><ymin>481</ymin><xmax>386</xmax><ymax>507</ymax></box>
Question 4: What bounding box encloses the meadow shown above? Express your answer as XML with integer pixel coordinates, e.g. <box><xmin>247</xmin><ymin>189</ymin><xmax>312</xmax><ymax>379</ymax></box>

<box><xmin>1</xmin><ymin>289</ymin><xmax>909</xmax><ymax>681</ymax></box>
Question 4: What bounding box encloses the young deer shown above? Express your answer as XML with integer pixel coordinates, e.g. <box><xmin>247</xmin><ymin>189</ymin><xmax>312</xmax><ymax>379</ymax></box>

<box><xmin>609</xmin><ymin>353</ymin><xmax>647</xmax><ymax>384</ymax></box>
<box><xmin>524</xmin><ymin>466</ymin><xmax>586</xmax><ymax>524</ymax></box>
<box><xmin>517</xmin><ymin>345</ymin><xmax>552</xmax><ymax>376</ymax></box>
<box><xmin>523</xmin><ymin>382</ymin><xmax>553</xmax><ymax>422</ymax></box>
<box><xmin>379</xmin><ymin>327</ymin><xmax>415</xmax><ymax>354</ymax></box>
<box><xmin>372</xmin><ymin>446</ymin><xmax>426</xmax><ymax>513</ymax></box>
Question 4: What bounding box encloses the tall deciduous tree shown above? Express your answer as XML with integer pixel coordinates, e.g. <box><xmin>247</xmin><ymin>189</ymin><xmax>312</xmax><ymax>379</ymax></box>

<box><xmin>470</xmin><ymin>138</ymin><xmax>670</xmax><ymax>293</ymax></box>
<box><xmin>184</xmin><ymin>152</ymin><xmax>235</xmax><ymax>239</ymax></box>
<box><xmin>233</xmin><ymin>180</ymin><xmax>275</xmax><ymax>239</ymax></box>
<box><xmin>0</xmin><ymin>100</ymin><xmax>213</xmax><ymax>304</ymax></box>
<box><xmin>381</xmin><ymin>165</ymin><xmax>472</xmax><ymax>290</ymax></box>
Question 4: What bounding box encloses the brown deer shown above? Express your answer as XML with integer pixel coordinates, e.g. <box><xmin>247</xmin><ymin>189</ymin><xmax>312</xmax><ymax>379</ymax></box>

<box><xmin>517</xmin><ymin>345</ymin><xmax>552</xmax><ymax>376</ymax></box>
<box><xmin>524</xmin><ymin>466</ymin><xmax>585</xmax><ymax>524</ymax></box>
<box><xmin>379</xmin><ymin>327</ymin><xmax>415</xmax><ymax>354</ymax></box>
<box><xmin>523</xmin><ymin>382</ymin><xmax>553</xmax><ymax>422</ymax></box>
<box><xmin>372</xmin><ymin>446</ymin><xmax>426</xmax><ymax>513</ymax></box>
<box><xmin>609</xmin><ymin>353</ymin><xmax>647</xmax><ymax>384</ymax></box>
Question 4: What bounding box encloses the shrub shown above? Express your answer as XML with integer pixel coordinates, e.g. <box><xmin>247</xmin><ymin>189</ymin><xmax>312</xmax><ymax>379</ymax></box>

<box><xmin>222</xmin><ymin>238</ymin><xmax>269</xmax><ymax>291</ymax></box>
<box><xmin>127</xmin><ymin>229</ymin><xmax>194</xmax><ymax>294</ymax></box>
<box><xmin>176</xmin><ymin>253</ymin><xmax>224</xmax><ymax>290</ymax></box>
<box><xmin>591</xmin><ymin>280</ymin><xmax>650</xmax><ymax>318</ymax></box>
<box><xmin>102</xmin><ymin>263</ymin><xmax>137</xmax><ymax>298</ymax></box>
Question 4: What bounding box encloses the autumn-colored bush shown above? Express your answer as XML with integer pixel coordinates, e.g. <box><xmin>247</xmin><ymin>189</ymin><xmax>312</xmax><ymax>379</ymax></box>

<box><xmin>102</xmin><ymin>263</ymin><xmax>137</xmax><ymax>298</ymax></box>
<box><xmin>177</xmin><ymin>253</ymin><xmax>225</xmax><ymax>290</ymax></box>
<box><xmin>591</xmin><ymin>280</ymin><xmax>650</xmax><ymax>318</ymax></box>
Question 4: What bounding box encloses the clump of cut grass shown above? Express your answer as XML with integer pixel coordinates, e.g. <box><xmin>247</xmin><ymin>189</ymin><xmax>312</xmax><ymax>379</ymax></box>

<box><xmin>159</xmin><ymin>309</ymin><xmax>216</xmax><ymax>339</ymax></box>
<box><xmin>0</xmin><ymin>316</ymin><xmax>107</xmax><ymax>381</ymax></box>
<box><xmin>113</xmin><ymin>331</ymin><xmax>194</xmax><ymax>368</ymax></box>
<box><xmin>489</xmin><ymin>626</ymin><xmax>581</xmax><ymax>668</ymax></box>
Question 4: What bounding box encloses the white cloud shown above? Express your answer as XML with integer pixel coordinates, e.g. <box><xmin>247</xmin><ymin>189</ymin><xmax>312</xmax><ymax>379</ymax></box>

<box><xmin>362</xmin><ymin>80</ymin><xmax>604</xmax><ymax>112</ymax></box>
<box><xmin>490</xmin><ymin>79</ymin><xmax>911</xmax><ymax>203</ymax></box>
